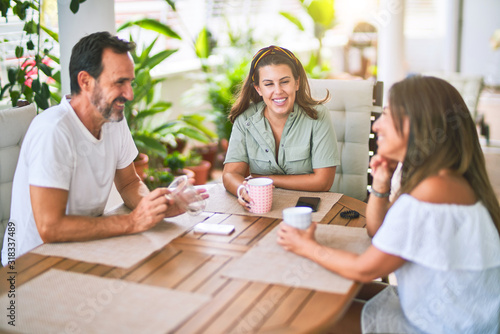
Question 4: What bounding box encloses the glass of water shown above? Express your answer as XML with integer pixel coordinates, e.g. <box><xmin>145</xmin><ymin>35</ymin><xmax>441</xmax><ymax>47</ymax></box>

<box><xmin>167</xmin><ymin>175</ymin><xmax>206</xmax><ymax>215</ymax></box>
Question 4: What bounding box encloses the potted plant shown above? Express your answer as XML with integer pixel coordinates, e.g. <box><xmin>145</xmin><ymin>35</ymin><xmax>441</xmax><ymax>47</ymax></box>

<box><xmin>185</xmin><ymin>151</ymin><xmax>211</xmax><ymax>185</ymax></box>
<box><xmin>0</xmin><ymin>1</ymin><xmax>64</xmax><ymax>110</ymax></box>
<box><xmin>118</xmin><ymin>20</ymin><xmax>216</xmax><ymax>175</ymax></box>
<box><xmin>163</xmin><ymin>151</ymin><xmax>195</xmax><ymax>180</ymax></box>
<box><xmin>143</xmin><ymin>168</ymin><xmax>174</xmax><ymax>190</ymax></box>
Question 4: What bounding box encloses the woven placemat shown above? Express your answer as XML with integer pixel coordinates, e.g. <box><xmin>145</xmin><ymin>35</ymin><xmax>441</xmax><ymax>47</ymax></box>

<box><xmin>32</xmin><ymin>209</ymin><xmax>209</xmax><ymax>268</ymax></box>
<box><xmin>221</xmin><ymin>224</ymin><xmax>371</xmax><ymax>294</ymax></box>
<box><xmin>204</xmin><ymin>183</ymin><xmax>342</xmax><ymax>221</ymax></box>
<box><xmin>0</xmin><ymin>269</ymin><xmax>210</xmax><ymax>333</ymax></box>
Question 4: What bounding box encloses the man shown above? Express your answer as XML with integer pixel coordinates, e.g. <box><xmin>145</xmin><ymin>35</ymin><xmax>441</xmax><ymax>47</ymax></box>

<box><xmin>1</xmin><ymin>32</ymin><xmax>199</xmax><ymax>265</ymax></box>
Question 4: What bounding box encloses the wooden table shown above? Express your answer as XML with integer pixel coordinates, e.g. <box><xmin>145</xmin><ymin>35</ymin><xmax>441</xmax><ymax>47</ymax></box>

<box><xmin>0</xmin><ymin>195</ymin><xmax>367</xmax><ymax>334</ymax></box>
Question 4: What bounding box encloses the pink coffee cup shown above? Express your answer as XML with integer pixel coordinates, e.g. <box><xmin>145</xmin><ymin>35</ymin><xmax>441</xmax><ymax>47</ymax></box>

<box><xmin>237</xmin><ymin>178</ymin><xmax>273</xmax><ymax>214</ymax></box>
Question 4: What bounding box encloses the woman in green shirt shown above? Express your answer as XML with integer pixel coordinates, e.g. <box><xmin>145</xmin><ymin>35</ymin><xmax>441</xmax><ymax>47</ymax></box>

<box><xmin>223</xmin><ymin>46</ymin><xmax>340</xmax><ymax>210</ymax></box>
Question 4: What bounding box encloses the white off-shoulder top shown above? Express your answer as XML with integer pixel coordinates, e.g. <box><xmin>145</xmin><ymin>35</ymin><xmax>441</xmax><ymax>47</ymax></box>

<box><xmin>362</xmin><ymin>194</ymin><xmax>500</xmax><ymax>334</ymax></box>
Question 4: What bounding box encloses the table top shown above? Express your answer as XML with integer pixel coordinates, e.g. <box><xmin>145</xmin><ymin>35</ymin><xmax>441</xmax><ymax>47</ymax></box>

<box><xmin>0</xmin><ymin>194</ymin><xmax>368</xmax><ymax>334</ymax></box>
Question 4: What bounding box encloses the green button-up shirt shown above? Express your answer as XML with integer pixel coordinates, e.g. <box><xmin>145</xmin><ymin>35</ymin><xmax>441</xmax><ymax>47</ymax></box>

<box><xmin>224</xmin><ymin>101</ymin><xmax>340</xmax><ymax>178</ymax></box>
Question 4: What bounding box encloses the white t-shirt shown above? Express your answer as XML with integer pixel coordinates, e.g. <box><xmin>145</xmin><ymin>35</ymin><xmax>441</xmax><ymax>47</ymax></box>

<box><xmin>362</xmin><ymin>194</ymin><xmax>500</xmax><ymax>333</ymax></box>
<box><xmin>1</xmin><ymin>97</ymin><xmax>138</xmax><ymax>265</ymax></box>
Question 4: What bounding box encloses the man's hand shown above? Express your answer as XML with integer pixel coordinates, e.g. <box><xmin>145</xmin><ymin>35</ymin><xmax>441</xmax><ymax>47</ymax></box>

<box><xmin>128</xmin><ymin>188</ymin><xmax>171</xmax><ymax>233</ymax></box>
<box><xmin>164</xmin><ymin>187</ymin><xmax>209</xmax><ymax>217</ymax></box>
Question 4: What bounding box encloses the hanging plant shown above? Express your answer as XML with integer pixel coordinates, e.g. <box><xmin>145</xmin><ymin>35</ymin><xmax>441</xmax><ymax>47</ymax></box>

<box><xmin>0</xmin><ymin>0</ymin><xmax>79</xmax><ymax>110</ymax></box>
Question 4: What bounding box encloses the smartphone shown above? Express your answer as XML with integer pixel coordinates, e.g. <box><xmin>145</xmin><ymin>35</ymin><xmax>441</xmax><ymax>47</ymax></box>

<box><xmin>193</xmin><ymin>223</ymin><xmax>235</xmax><ymax>235</ymax></box>
<box><xmin>295</xmin><ymin>197</ymin><xmax>321</xmax><ymax>212</ymax></box>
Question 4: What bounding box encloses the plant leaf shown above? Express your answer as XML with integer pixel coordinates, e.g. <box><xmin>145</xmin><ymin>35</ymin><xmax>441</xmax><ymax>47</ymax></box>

<box><xmin>50</xmin><ymin>91</ymin><xmax>61</xmax><ymax>104</ymax></box>
<box><xmin>118</xmin><ymin>19</ymin><xmax>181</xmax><ymax>40</ymax></box>
<box><xmin>7</xmin><ymin>67</ymin><xmax>18</xmax><ymax>84</ymax></box>
<box><xmin>176</xmin><ymin>128</ymin><xmax>210</xmax><ymax>143</ymax></box>
<box><xmin>0</xmin><ymin>0</ymin><xmax>10</xmax><ymax>18</ymax></box>
<box><xmin>41</xmin><ymin>83</ymin><xmax>50</xmax><ymax>98</ymax></box>
<box><xmin>31</xmin><ymin>79</ymin><xmax>40</xmax><ymax>92</ymax></box>
<box><xmin>15</xmin><ymin>46</ymin><xmax>23</xmax><ymax>58</ymax></box>
<box><xmin>23</xmin><ymin>19</ymin><xmax>37</xmax><ymax>34</ymax></box>
<box><xmin>150</xmin><ymin>101</ymin><xmax>172</xmax><ymax>110</ymax></box>
<box><xmin>137</xmin><ymin>37</ymin><xmax>158</xmax><ymax>64</ymax></box>
<box><xmin>195</xmin><ymin>27</ymin><xmax>210</xmax><ymax>59</ymax></box>
<box><xmin>133</xmin><ymin>134</ymin><xmax>167</xmax><ymax>156</ymax></box>
<box><xmin>307</xmin><ymin>0</ymin><xmax>335</xmax><ymax>29</ymax></box>
<box><xmin>69</xmin><ymin>0</ymin><xmax>80</xmax><ymax>13</ymax></box>
<box><xmin>40</xmin><ymin>24</ymin><xmax>59</xmax><ymax>42</ymax></box>
<box><xmin>10</xmin><ymin>91</ymin><xmax>20</xmax><ymax>107</ymax></box>
<box><xmin>141</xmin><ymin>49</ymin><xmax>177</xmax><ymax>71</ymax></box>
<box><xmin>152</xmin><ymin>121</ymin><xmax>178</xmax><ymax>133</ymax></box>
<box><xmin>279</xmin><ymin>12</ymin><xmax>305</xmax><ymax>31</ymax></box>
<box><xmin>0</xmin><ymin>83</ymin><xmax>12</xmax><ymax>99</ymax></box>
<box><xmin>181</xmin><ymin>114</ymin><xmax>217</xmax><ymax>139</ymax></box>
<box><xmin>46</xmin><ymin>54</ymin><xmax>60</xmax><ymax>64</ymax></box>
<box><xmin>164</xmin><ymin>0</ymin><xmax>176</xmax><ymax>11</ymax></box>
<box><xmin>134</xmin><ymin>109</ymin><xmax>165</xmax><ymax>120</ymax></box>
<box><xmin>39</xmin><ymin>63</ymin><xmax>52</xmax><ymax>77</ymax></box>
<box><xmin>34</xmin><ymin>93</ymin><xmax>49</xmax><ymax>110</ymax></box>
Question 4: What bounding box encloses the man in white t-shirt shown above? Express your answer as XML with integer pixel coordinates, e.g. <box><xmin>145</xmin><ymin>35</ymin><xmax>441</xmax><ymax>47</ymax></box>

<box><xmin>1</xmin><ymin>32</ymin><xmax>202</xmax><ymax>265</ymax></box>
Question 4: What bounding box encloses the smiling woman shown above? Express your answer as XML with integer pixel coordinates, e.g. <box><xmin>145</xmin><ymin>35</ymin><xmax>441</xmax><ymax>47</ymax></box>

<box><xmin>277</xmin><ymin>76</ymin><xmax>500</xmax><ymax>334</ymax></box>
<box><xmin>222</xmin><ymin>45</ymin><xmax>340</xmax><ymax>212</ymax></box>
<box><xmin>371</xmin><ymin>106</ymin><xmax>409</xmax><ymax>162</ymax></box>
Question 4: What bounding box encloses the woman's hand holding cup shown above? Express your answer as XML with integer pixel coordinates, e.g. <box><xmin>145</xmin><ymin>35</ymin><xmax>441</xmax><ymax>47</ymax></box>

<box><xmin>237</xmin><ymin>177</ymin><xmax>274</xmax><ymax>213</ymax></box>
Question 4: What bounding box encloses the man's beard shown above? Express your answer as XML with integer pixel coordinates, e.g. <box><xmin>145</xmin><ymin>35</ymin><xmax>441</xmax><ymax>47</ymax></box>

<box><xmin>91</xmin><ymin>84</ymin><xmax>126</xmax><ymax>122</ymax></box>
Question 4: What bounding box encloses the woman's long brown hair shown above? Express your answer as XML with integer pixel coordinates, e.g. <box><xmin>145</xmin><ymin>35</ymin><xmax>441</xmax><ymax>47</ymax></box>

<box><xmin>389</xmin><ymin>75</ymin><xmax>500</xmax><ymax>236</ymax></box>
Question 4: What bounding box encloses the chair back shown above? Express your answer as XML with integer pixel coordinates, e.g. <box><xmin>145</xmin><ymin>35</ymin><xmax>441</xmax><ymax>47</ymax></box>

<box><xmin>309</xmin><ymin>79</ymin><xmax>382</xmax><ymax>201</ymax></box>
<box><xmin>424</xmin><ymin>72</ymin><xmax>484</xmax><ymax>119</ymax></box>
<box><xmin>0</xmin><ymin>103</ymin><xmax>36</xmax><ymax>250</ymax></box>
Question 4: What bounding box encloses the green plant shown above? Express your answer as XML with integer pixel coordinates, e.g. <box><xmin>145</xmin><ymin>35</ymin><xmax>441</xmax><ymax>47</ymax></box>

<box><xmin>0</xmin><ymin>0</ymin><xmax>64</xmax><ymax>109</ymax></box>
<box><xmin>280</xmin><ymin>0</ymin><xmax>336</xmax><ymax>78</ymax></box>
<box><xmin>190</xmin><ymin>25</ymin><xmax>255</xmax><ymax>141</ymax></box>
<box><xmin>118</xmin><ymin>13</ymin><xmax>216</xmax><ymax>159</ymax></box>
<box><xmin>143</xmin><ymin>168</ymin><xmax>174</xmax><ymax>190</ymax></box>
<box><xmin>163</xmin><ymin>151</ymin><xmax>186</xmax><ymax>174</ymax></box>
<box><xmin>184</xmin><ymin>150</ymin><xmax>202</xmax><ymax>166</ymax></box>
<box><xmin>119</xmin><ymin>29</ymin><xmax>178</xmax><ymax>157</ymax></box>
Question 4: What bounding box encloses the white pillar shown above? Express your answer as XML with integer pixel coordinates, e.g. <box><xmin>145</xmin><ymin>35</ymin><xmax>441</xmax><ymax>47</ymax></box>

<box><xmin>375</xmin><ymin>0</ymin><xmax>406</xmax><ymax>104</ymax></box>
<box><xmin>57</xmin><ymin>0</ymin><xmax>115</xmax><ymax>96</ymax></box>
<box><xmin>443</xmin><ymin>0</ymin><xmax>460</xmax><ymax>72</ymax></box>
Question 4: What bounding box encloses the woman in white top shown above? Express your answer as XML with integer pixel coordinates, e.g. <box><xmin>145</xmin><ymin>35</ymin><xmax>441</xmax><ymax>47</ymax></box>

<box><xmin>277</xmin><ymin>75</ymin><xmax>500</xmax><ymax>333</ymax></box>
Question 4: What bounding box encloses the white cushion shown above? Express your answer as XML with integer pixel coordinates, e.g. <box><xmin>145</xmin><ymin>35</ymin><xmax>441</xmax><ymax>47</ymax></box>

<box><xmin>309</xmin><ymin>79</ymin><xmax>377</xmax><ymax>201</ymax></box>
<box><xmin>424</xmin><ymin>72</ymin><xmax>484</xmax><ymax>118</ymax></box>
<box><xmin>0</xmin><ymin>104</ymin><xmax>36</xmax><ymax>251</ymax></box>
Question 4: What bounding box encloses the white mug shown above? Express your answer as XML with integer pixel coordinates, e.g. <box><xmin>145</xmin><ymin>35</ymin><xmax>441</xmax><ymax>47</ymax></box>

<box><xmin>282</xmin><ymin>207</ymin><xmax>312</xmax><ymax>229</ymax></box>
<box><xmin>237</xmin><ymin>178</ymin><xmax>273</xmax><ymax>214</ymax></box>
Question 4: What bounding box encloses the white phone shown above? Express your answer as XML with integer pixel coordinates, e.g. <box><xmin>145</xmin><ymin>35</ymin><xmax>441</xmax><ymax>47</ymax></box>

<box><xmin>193</xmin><ymin>223</ymin><xmax>235</xmax><ymax>235</ymax></box>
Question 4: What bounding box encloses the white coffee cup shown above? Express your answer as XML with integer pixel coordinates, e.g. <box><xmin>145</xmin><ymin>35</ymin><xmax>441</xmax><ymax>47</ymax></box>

<box><xmin>282</xmin><ymin>207</ymin><xmax>312</xmax><ymax>229</ymax></box>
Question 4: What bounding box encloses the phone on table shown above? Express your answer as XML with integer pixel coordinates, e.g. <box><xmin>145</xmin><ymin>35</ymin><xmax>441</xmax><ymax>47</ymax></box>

<box><xmin>193</xmin><ymin>223</ymin><xmax>235</xmax><ymax>235</ymax></box>
<box><xmin>295</xmin><ymin>197</ymin><xmax>321</xmax><ymax>212</ymax></box>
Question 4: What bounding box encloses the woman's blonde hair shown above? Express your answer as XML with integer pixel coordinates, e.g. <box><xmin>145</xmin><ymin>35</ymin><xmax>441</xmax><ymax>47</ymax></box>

<box><xmin>229</xmin><ymin>45</ymin><xmax>329</xmax><ymax>123</ymax></box>
<box><xmin>389</xmin><ymin>75</ymin><xmax>500</xmax><ymax>235</ymax></box>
